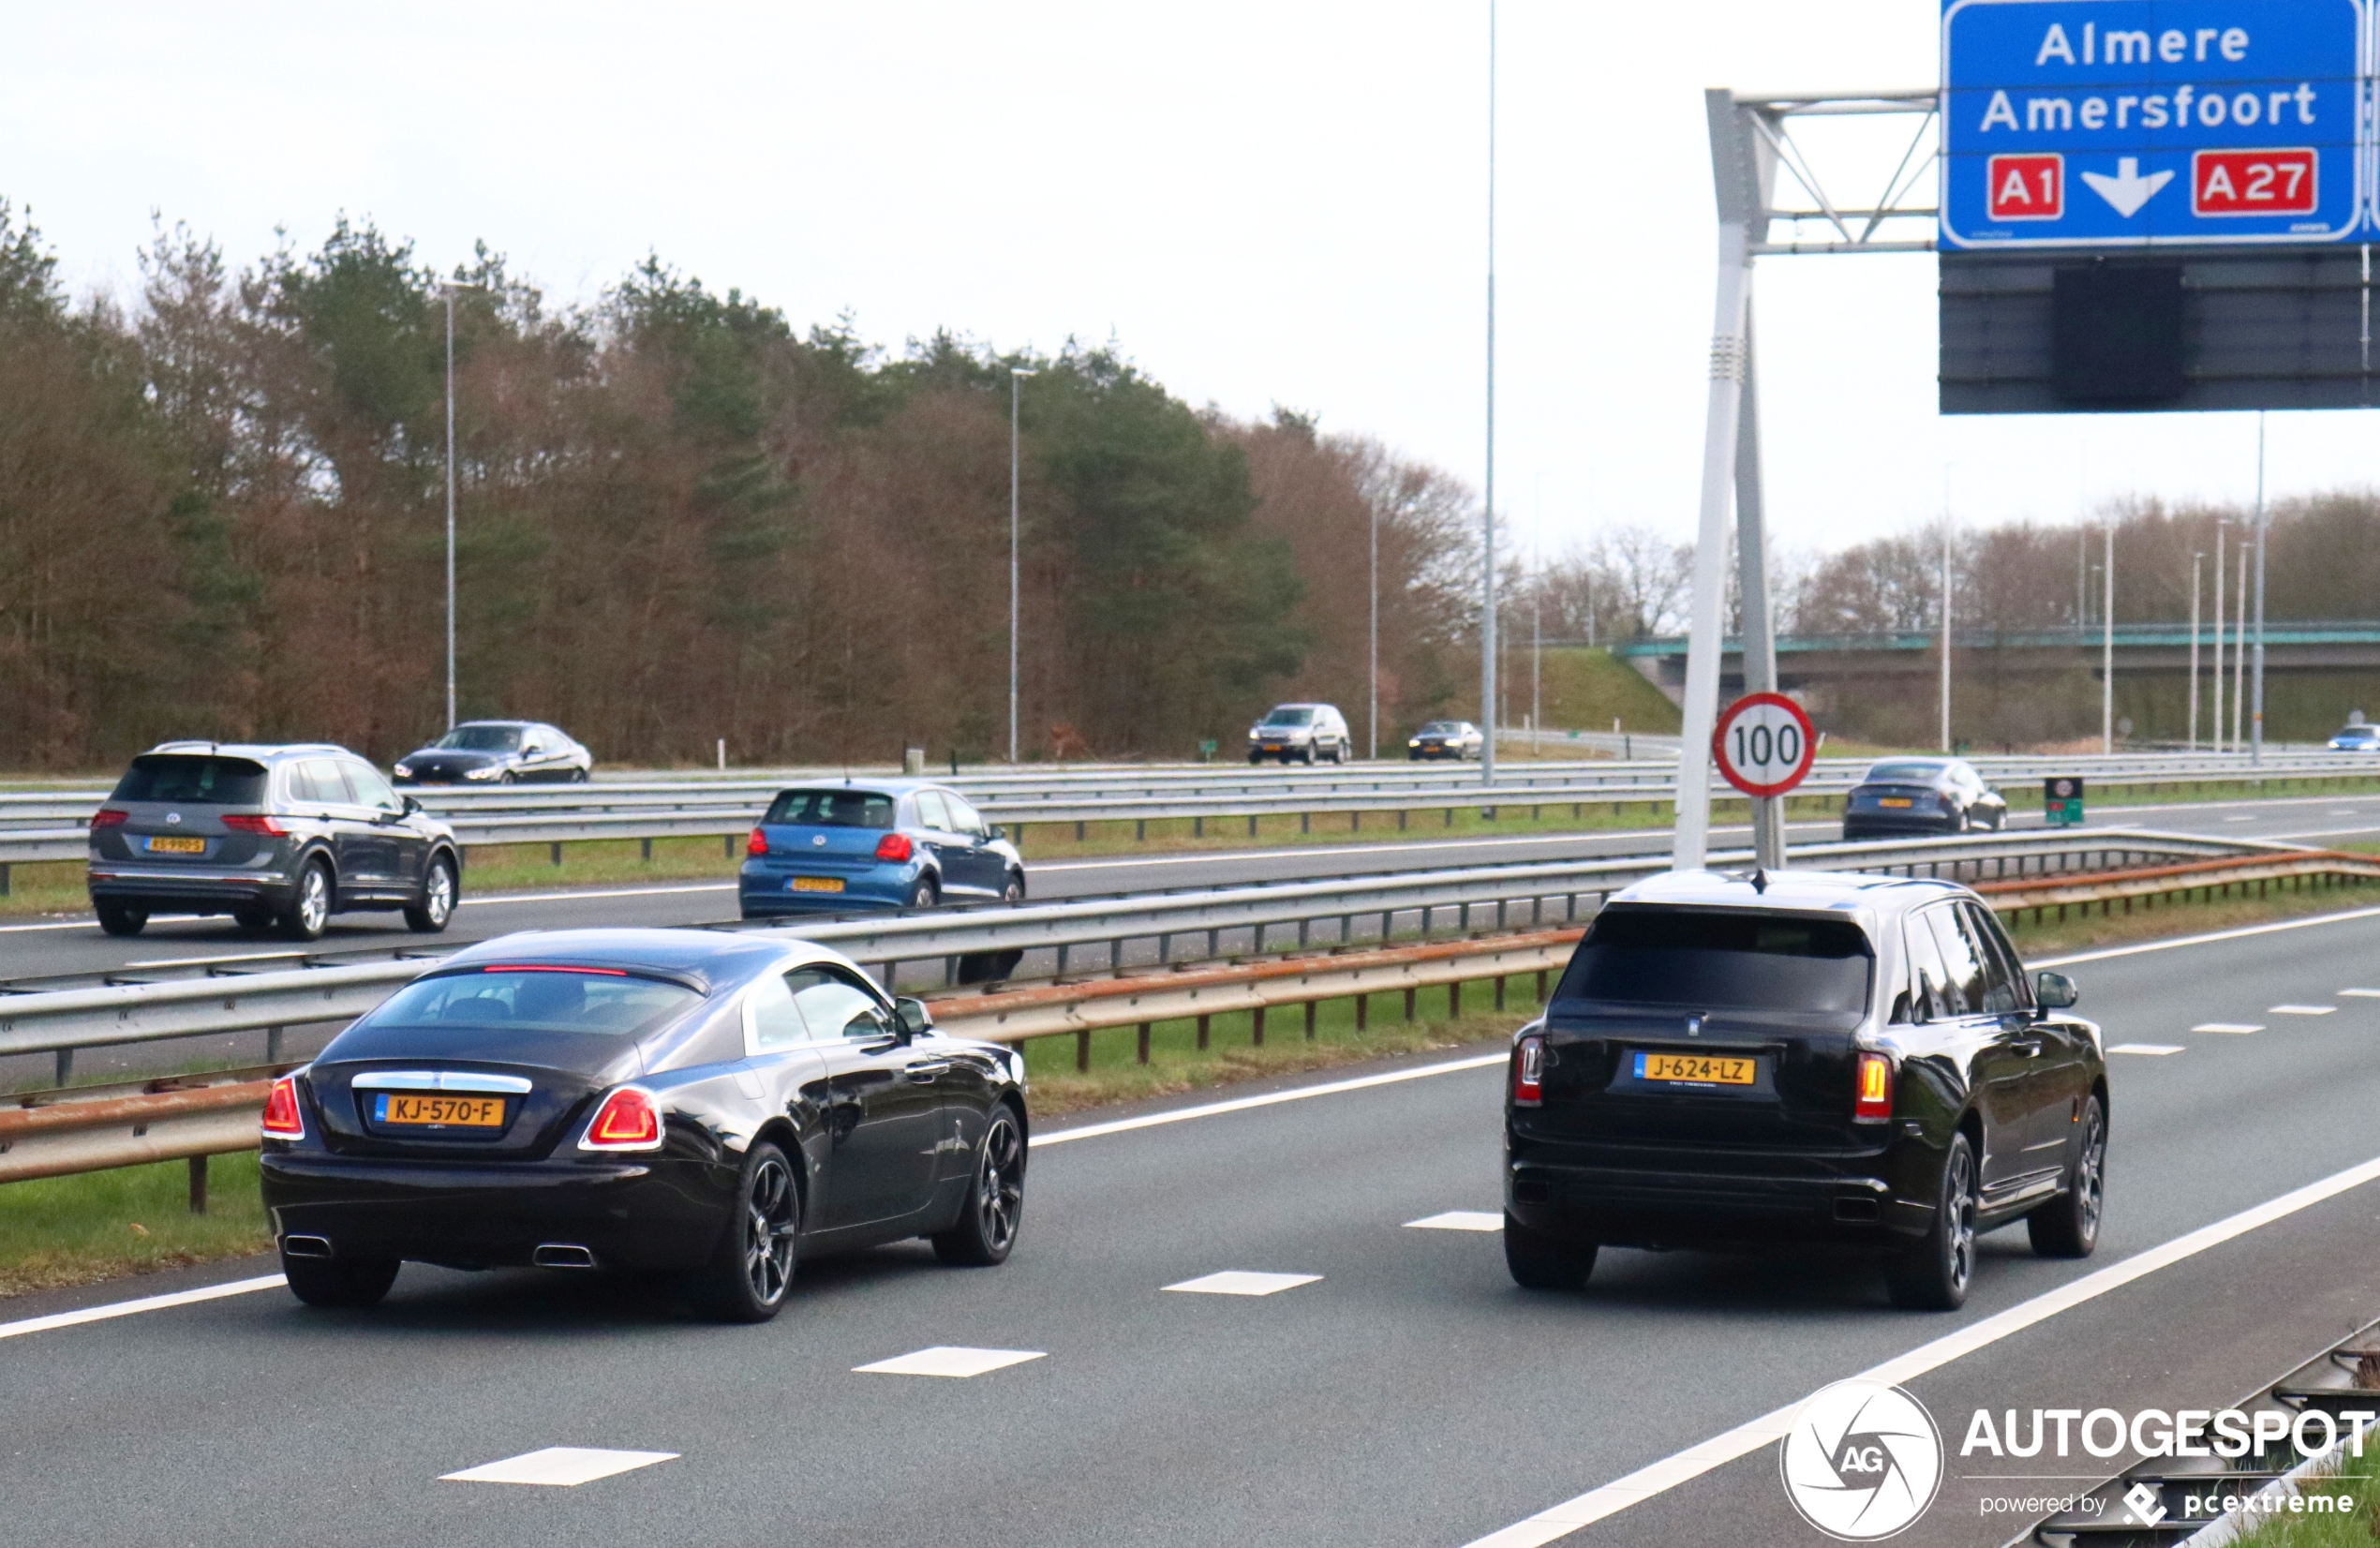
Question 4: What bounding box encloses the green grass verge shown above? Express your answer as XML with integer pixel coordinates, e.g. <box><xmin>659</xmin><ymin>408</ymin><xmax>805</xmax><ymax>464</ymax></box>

<box><xmin>2216</xmin><ymin>1439</ymin><xmax>2380</xmax><ymax>1546</ymax></box>
<box><xmin>0</xmin><ymin>1151</ymin><xmax>271</xmax><ymax>1300</ymax></box>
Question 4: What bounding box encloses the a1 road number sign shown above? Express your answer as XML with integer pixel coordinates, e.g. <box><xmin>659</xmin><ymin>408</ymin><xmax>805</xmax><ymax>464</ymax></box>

<box><xmin>1713</xmin><ymin>692</ymin><xmax>1816</xmax><ymax>799</ymax></box>
<box><xmin>1988</xmin><ymin>153</ymin><xmax>2063</xmax><ymax>220</ymax></box>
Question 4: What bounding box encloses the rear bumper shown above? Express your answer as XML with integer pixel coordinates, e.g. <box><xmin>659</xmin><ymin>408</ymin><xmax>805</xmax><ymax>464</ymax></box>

<box><xmin>1506</xmin><ymin>1138</ymin><xmax>1937</xmax><ymax>1250</ymax></box>
<box><xmin>260</xmin><ymin>1151</ymin><xmax>731</xmax><ymax>1271</ymax></box>
<box><xmin>1841</xmin><ymin>813</ymin><xmax>1958</xmax><ymax>840</ymax></box>
<box><xmin>88</xmin><ymin>862</ymin><xmax>294</xmax><ymax>913</ymax></box>
<box><xmin>737</xmin><ymin>859</ymin><xmax>919</xmax><ymax>916</ymax></box>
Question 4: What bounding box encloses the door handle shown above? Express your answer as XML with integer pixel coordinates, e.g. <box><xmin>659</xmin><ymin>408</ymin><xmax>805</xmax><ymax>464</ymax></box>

<box><xmin>904</xmin><ymin>1061</ymin><xmax>951</xmax><ymax>1083</ymax></box>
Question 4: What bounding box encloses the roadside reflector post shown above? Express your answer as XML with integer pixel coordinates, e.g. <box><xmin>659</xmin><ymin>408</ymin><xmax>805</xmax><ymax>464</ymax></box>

<box><xmin>1137</xmin><ymin>1022</ymin><xmax>1151</xmax><ymax>1064</ymax></box>
<box><xmin>1252</xmin><ymin>1005</ymin><xmax>1266</xmax><ymax>1047</ymax></box>
<box><xmin>1356</xmin><ymin>994</ymin><xmax>1369</xmax><ymax>1032</ymax></box>
<box><xmin>1197</xmin><ymin>1014</ymin><xmax>1211</xmax><ymax>1049</ymax></box>
<box><xmin>550</xmin><ymin>842</ymin><xmax>563</xmax><ymax>867</ymax></box>
<box><xmin>1076</xmin><ymin>1029</ymin><xmax>1091</xmax><ymax>1072</ymax></box>
<box><xmin>53</xmin><ymin>1048</ymin><xmax>72</xmax><ymax>1087</ymax></box>
<box><xmin>640</xmin><ymin>838</ymin><xmax>652</xmax><ymax>861</ymax></box>
<box><xmin>1450</xmin><ymin>981</ymin><xmax>1463</xmax><ymax>1018</ymax></box>
<box><xmin>1304</xmin><ymin>1001</ymin><xmax>1317</xmax><ymax>1039</ymax></box>
<box><xmin>1405</xmin><ymin>988</ymin><xmax>1417</xmax><ymax>1020</ymax></box>
<box><xmin>187</xmin><ymin>1154</ymin><xmax>207</xmax><ymax>1214</ymax></box>
<box><xmin>266</xmin><ymin>1026</ymin><xmax>285</xmax><ymax>1064</ymax></box>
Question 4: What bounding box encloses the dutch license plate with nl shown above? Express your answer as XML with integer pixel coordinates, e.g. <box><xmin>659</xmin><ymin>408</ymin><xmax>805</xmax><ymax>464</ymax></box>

<box><xmin>144</xmin><ymin>835</ymin><xmax>206</xmax><ymax>854</ymax></box>
<box><xmin>374</xmin><ymin>1093</ymin><xmax>505</xmax><ymax>1128</ymax></box>
<box><xmin>791</xmin><ymin>876</ymin><xmax>844</xmax><ymax>893</ymax></box>
<box><xmin>1878</xmin><ymin>797</ymin><xmax>1913</xmax><ymax>808</ymax></box>
<box><xmin>1634</xmin><ymin>1051</ymin><xmax>1756</xmax><ymax>1086</ymax></box>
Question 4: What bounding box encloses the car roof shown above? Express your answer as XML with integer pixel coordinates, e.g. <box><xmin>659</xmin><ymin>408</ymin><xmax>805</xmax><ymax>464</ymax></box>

<box><xmin>1605</xmin><ymin>867</ymin><xmax>1972</xmax><ymax>928</ymax></box>
<box><xmin>142</xmin><ymin>741</ymin><xmax>355</xmax><ymax>763</ymax></box>
<box><xmin>453</xmin><ymin>720</ymin><xmax>535</xmax><ymax>730</ymax></box>
<box><xmin>767</xmin><ymin>779</ymin><xmax>956</xmax><ymax>799</ymax></box>
<box><xmin>439</xmin><ymin>928</ymin><xmax>845</xmax><ymax>992</ymax></box>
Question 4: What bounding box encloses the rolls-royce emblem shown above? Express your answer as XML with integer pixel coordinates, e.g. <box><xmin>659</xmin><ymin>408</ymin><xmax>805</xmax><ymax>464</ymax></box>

<box><xmin>1686</xmin><ymin>1014</ymin><xmax>1703</xmax><ymax>1036</ymax></box>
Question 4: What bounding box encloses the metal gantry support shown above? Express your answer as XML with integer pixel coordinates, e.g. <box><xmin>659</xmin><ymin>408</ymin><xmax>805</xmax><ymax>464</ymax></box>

<box><xmin>1673</xmin><ymin>87</ymin><xmax>1939</xmax><ymax>871</ymax></box>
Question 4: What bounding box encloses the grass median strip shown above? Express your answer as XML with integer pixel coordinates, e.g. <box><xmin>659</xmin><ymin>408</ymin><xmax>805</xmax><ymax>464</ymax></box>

<box><xmin>0</xmin><ymin>1152</ymin><xmax>270</xmax><ymax>1300</ymax></box>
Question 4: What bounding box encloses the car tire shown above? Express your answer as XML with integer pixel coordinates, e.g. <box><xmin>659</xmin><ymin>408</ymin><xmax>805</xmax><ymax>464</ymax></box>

<box><xmin>232</xmin><ymin>904</ymin><xmax>275</xmax><ymax>931</ymax></box>
<box><xmin>2027</xmin><ymin>1095</ymin><xmax>2105</xmax><ymax>1259</ymax></box>
<box><xmin>907</xmin><ymin>878</ymin><xmax>938</xmax><ymax>911</ymax></box>
<box><xmin>1003</xmin><ymin>873</ymin><xmax>1025</xmax><ymax>907</ymax></box>
<box><xmin>95</xmin><ymin>902</ymin><xmax>148</xmax><ymax>937</ymax></box>
<box><xmin>279</xmin><ymin>859</ymin><xmax>333</xmax><ymax>942</ymax></box>
<box><xmin>1886</xmin><ymin>1132</ymin><xmax>1978</xmax><ymax>1311</ymax></box>
<box><xmin>498</xmin><ymin>770</ymin><xmax>518</xmax><ymax>785</ymax></box>
<box><xmin>1248</xmin><ymin>752</ymin><xmax>1263</xmax><ymax>766</ymax></box>
<box><xmin>690</xmin><ymin>1141</ymin><xmax>799</xmax><ymax>1324</ymax></box>
<box><xmin>404</xmin><ymin>854</ymin><xmax>457</xmax><ymax>933</ymax></box>
<box><xmin>570</xmin><ymin>767</ymin><xmax>589</xmax><ymax>783</ymax></box>
<box><xmin>282</xmin><ymin>1249</ymin><xmax>399</xmax><ymax>1310</ymax></box>
<box><xmin>1503</xmin><ymin>1212</ymin><xmax>1596</xmax><ymax>1290</ymax></box>
<box><xmin>932</xmin><ymin>1104</ymin><xmax>1026</xmax><ymax>1267</ymax></box>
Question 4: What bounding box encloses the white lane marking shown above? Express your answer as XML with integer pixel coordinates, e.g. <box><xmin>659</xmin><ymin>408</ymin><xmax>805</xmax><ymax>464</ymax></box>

<box><xmin>0</xmin><ymin>1273</ymin><xmax>285</xmax><ymax>1342</ymax></box>
<box><xmin>2223</xmin><ymin>814</ymin><xmax>2257</xmax><ymax>822</ymax></box>
<box><xmin>463</xmin><ymin>883</ymin><xmax>733</xmax><ymax>907</ymax></box>
<box><xmin>1034</xmin><ymin>1053</ymin><xmax>1505</xmax><ymax>1149</ymax></box>
<box><xmin>2342</xmin><ymin>989</ymin><xmax>2380</xmax><ymax>998</ymax></box>
<box><xmin>1406</xmin><ymin>1211</ymin><xmax>1506</xmax><ymax>1231</ymax></box>
<box><xmin>1034</xmin><ymin>830</ymin><xmax>1685</xmax><ymax>873</ymax></box>
<box><xmin>2033</xmin><ymin>903</ymin><xmax>2380</xmax><ymax>968</ymax></box>
<box><xmin>2270</xmin><ymin>1005</ymin><xmax>2337</xmax><ymax>1016</ymax></box>
<box><xmin>1164</xmin><ymin>1271</ymin><xmax>1321</xmax><ymax>1297</ymax></box>
<box><xmin>126</xmin><ymin>947</ymin><xmax>313</xmax><ymax>968</ymax></box>
<box><xmin>2108</xmin><ymin>1043</ymin><xmax>2186</xmax><ymax>1055</ymax></box>
<box><xmin>441</xmin><ymin>1448</ymin><xmax>677</xmax><ymax>1486</ymax></box>
<box><xmin>1456</xmin><ymin>1149</ymin><xmax>2380</xmax><ymax>1548</ymax></box>
<box><xmin>0</xmin><ymin>918</ymin><xmax>113</xmax><ymax>934</ymax></box>
<box><xmin>854</xmin><ymin>1346</ymin><xmax>1046</xmax><ymax>1378</ymax></box>
<box><xmin>2193</xmin><ymin>1023</ymin><xmax>2264</xmax><ymax>1034</ymax></box>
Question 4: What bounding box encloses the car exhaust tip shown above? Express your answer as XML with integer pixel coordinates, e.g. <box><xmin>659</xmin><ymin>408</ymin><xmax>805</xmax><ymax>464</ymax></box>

<box><xmin>280</xmin><ymin>1234</ymin><xmax>334</xmax><ymax>1258</ymax></box>
<box><xmin>1832</xmin><ymin>1197</ymin><xmax>1882</xmax><ymax>1224</ymax></box>
<box><xmin>532</xmin><ymin>1243</ymin><xmax>597</xmax><ymax>1270</ymax></box>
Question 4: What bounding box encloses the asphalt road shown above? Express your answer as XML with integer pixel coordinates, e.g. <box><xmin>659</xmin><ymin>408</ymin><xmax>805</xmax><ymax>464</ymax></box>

<box><xmin>7</xmin><ymin>902</ymin><xmax>2380</xmax><ymax>1546</ymax></box>
<box><xmin>8</xmin><ymin>787</ymin><xmax>2380</xmax><ymax>985</ymax></box>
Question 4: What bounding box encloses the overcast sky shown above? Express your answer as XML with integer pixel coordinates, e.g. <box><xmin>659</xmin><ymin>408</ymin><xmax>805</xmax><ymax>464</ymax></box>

<box><xmin>6</xmin><ymin>2</ymin><xmax>2372</xmax><ymax>569</ymax></box>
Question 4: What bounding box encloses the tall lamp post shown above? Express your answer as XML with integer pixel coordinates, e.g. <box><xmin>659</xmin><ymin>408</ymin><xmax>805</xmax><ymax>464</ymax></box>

<box><xmin>431</xmin><ymin>279</ymin><xmax>484</xmax><ymax>732</ymax></box>
<box><xmin>1368</xmin><ymin>490</ymin><xmax>1379</xmax><ymax>760</ymax></box>
<box><xmin>2251</xmin><ymin>411</ymin><xmax>2268</xmax><ymax>762</ymax></box>
<box><xmin>1480</xmin><ymin>0</ymin><xmax>1498</xmax><ymax>787</ymax></box>
<box><xmin>1008</xmin><ymin>367</ymin><xmax>1036</xmax><ymax>765</ymax></box>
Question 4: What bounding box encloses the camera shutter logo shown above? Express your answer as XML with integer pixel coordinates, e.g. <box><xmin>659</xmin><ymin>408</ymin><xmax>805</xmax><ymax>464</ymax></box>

<box><xmin>1779</xmin><ymin>1378</ymin><xmax>1943</xmax><ymax>1540</ymax></box>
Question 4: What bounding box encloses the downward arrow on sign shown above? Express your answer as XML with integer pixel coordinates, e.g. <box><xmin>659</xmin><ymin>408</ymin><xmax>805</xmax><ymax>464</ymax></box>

<box><xmin>2080</xmin><ymin>156</ymin><xmax>2175</xmax><ymax>217</ymax></box>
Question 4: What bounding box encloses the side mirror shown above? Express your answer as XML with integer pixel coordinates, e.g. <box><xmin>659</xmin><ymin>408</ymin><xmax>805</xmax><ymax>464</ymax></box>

<box><xmin>2034</xmin><ymin>971</ymin><xmax>2078</xmax><ymax>1011</ymax></box>
<box><xmin>401</xmin><ymin>795</ymin><xmax>423</xmax><ymax>815</ymax></box>
<box><xmin>989</xmin><ymin>825</ymin><xmax>1007</xmax><ymax>841</ymax></box>
<box><xmin>893</xmin><ymin>997</ymin><xmax>933</xmax><ymax>1041</ymax></box>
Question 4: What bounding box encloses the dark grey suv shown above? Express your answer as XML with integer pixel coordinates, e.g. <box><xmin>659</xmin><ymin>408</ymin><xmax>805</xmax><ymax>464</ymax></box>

<box><xmin>87</xmin><ymin>743</ymin><xmax>463</xmax><ymax>942</ymax></box>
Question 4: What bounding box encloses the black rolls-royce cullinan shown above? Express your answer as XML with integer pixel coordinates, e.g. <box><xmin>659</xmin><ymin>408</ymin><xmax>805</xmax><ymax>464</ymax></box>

<box><xmin>1504</xmin><ymin>869</ymin><xmax>2105</xmax><ymax>1310</ymax></box>
<box><xmin>259</xmin><ymin>929</ymin><xmax>1029</xmax><ymax>1321</ymax></box>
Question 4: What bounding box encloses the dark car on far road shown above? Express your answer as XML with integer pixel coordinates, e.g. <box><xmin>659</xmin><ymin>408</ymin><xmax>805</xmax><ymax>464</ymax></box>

<box><xmin>1407</xmin><ymin>720</ymin><xmax>1483</xmax><ymax>761</ymax></box>
<box><xmin>739</xmin><ymin>781</ymin><xmax>1025</xmax><ymax>920</ymax></box>
<box><xmin>392</xmin><ymin>721</ymin><xmax>592</xmax><ymax>785</ymax></box>
<box><xmin>1841</xmin><ymin>756</ymin><xmax>2007</xmax><ymax>841</ymax></box>
<box><xmin>259</xmin><ymin>928</ymin><xmax>1030</xmax><ymax>1321</ymax></box>
<box><xmin>1504</xmin><ymin>868</ymin><xmax>2105</xmax><ymax>1310</ymax></box>
<box><xmin>88</xmin><ymin>743</ymin><xmax>461</xmax><ymax>941</ymax></box>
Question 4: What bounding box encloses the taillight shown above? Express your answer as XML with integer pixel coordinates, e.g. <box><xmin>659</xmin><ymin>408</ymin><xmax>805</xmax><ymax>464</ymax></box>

<box><xmin>1853</xmin><ymin>1051</ymin><xmax>1896</xmax><ymax>1123</ymax></box>
<box><xmin>221</xmin><ymin>813</ymin><xmax>287</xmax><ymax>836</ymax></box>
<box><xmin>875</xmin><ymin>832</ymin><xmax>914</xmax><ymax>863</ymax></box>
<box><xmin>90</xmin><ymin>809</ymin><xmax>128</xmax><ymax>829</ymax></box>
<box><xmin>579</xmin><ymin>1086</ymin><xmax>662</xmax><ymax>1152</ymax></box>
<box><xmin>260</xmin><ymin>1075</ymin><xmax>305</xmax><ymax>1139</ymax></box>
<box><xmin>747</xmin><ymin>826</ymin><xmax>768</xmax><ymax>856</ymax></box>
<box><xmin>1512</xmin><ymin>1034</ymin><xmax>1545</xmax><ymax>1107</ymax></box>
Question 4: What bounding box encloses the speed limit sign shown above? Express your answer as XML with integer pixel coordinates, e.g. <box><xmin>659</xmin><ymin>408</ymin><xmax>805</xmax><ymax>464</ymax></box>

<box><xmin>1713</xmin><ymin>692</ymin><xmax>1816</xmax><ymax>798</ymax></box>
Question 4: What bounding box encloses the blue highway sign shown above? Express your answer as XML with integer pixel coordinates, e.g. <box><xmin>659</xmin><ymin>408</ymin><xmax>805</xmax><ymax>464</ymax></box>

<box><xmin>1942</xmin><ymin>0</ymin><xmax>2366</xmax><ymax>248</ymax></box>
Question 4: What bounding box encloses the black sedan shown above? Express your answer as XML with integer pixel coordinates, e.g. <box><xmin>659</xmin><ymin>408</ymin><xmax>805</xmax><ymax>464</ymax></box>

<box><xmin>392</xmin><ymin>721</ymin><xmax>592</xmax><ymax>785</ymax></box>
<box><xmin>260</xmin><ymin>929</ymin><xmax>1029</xmax><ymax>1321</ymax></box>
<box><xmin>1504</xmin><ymin>869</ymin><xmax>2105</xmax><ymax>1309</ymax></box>
<box><xmin>1406</xmin><ymin>720</ymin><xmax>1483</xmax><ymax>761</ymax></box>
<box><xmin>1841</xmin><ymin>756</ymin><xmax>2007</xmax><ymax>841</ymax></box>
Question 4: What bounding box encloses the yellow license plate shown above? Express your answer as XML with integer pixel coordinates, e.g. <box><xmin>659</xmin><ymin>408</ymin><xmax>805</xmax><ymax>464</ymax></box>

<box><xmin>374</xmin><ymin>1093</ymin><xmax>506</xmax><ymax>1127</ymax></box>
<box><xmin>791</xmin><ymin>876</ymin><xmax>845</xmax><ymax>893</ymax></box>
<box><xmin>1878</xmin><ymin>796</ymin><xmax>1914</xmax><ymax>808</ymax></box>
<box><xmin>144</xmin><ymin>835</ymin><xmax>206</xmax><ymax>854</ymax></box>
<box><xmin>1636</xmin><ymin>1052</ymin><xmax>1756</xmax><ymax>1085</ymax></box>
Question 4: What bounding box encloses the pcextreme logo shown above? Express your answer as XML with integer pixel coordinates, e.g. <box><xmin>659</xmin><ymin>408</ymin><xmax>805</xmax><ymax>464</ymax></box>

<box><xmin>1779</xmin><ymin>1379</ymin><xmax>1945</xmax><ymax>1541</ymax></box>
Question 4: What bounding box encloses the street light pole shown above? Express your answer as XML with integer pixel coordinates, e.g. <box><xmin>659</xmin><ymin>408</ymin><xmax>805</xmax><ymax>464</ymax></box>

<box><xmin>2252</xmin><ymin>410</ymin><xmax>2268</xmax><ymax>762</ymax></box>
<box><xmin>1480</xmin><ymin>0</ymin><xmax>1498</xmax><ymax>787</ymax></box>
<box><xmin>2101</xmin><ymin>523</ymin><xmax>2114</xmax><ymax>752</ymax></box>
<box><xmin>2211</xmin><ymin>521</ymin><xmax>2226</xmax><ymax>752</ymax></box>
<box><xmin>1368</xmin><ymin>493</ymin><xmax>1379</xmax><ymax>760</ymax></box>
<box><xmin>2189</xmin><ymin>552</ymin><xmax>2203</xmax><ymax>750</ymax></box>
<box><xmin>1008</xmin><ymin>366</ymin><xmax>1035</xmax><ymax>766</ymax></box>
<box><xmin>431</xmin><ymin>280</ymin><xmax>483</xmax><ymax>731</ymax></box>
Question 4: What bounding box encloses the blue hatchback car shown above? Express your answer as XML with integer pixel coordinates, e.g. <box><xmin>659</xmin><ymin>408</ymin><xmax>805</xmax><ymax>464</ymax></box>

<box><xmin>738</xmin><ymin>781</ymin><xmax>1025</xmax><ymax>920</ymax></box>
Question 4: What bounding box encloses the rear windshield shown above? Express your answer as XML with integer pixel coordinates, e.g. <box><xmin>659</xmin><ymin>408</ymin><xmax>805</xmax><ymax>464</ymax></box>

<box><xmin>765</xmin><ymin>789</ymin><xmax>896</xmax><ymax>829</ymax></box>
<box><xmin>1556</xmin><ymin>908</ymin><xmax>1874</xmax><ymax>1015</ymax></box>
<box><xmin>436</xmin><ymin>725</ymin><xmax>522</xmax><ymax>752</ymax></box>
<box><xmin>111</xmin><ymin>755</ymin><xmax>268</xmax><ymax>806</ymax></box>
<box><xmin>1864</xmin><ymin>761</ymin><xmax>1946</xmax><ymax>785</ymax></box>
<box><xmin>1262</xmin><ymin>708</ymin><xmax>1314</xmax><ymax>726</ymax></box>
<box><xmin>368</xmin><ymin>970</ymin><xmax>700</xmax><ymax>1036</ymax></box>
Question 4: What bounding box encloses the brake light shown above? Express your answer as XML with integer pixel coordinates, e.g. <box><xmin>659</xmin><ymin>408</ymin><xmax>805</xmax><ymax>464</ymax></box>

<box><xmin>747</xmin><ymin>826</ymin><xmax>768</xmax><ymax>856</ymax></box>
<box><xmin>1512</xmin><ymin>1034</ymin><xmax>1545</xmax><ymax>1107</ymax></box>
<box><xmin>1853</xmin><ymin>1051</ymin><xmax>1896</xmax><ymax>1122</ymax></box>
<box><xmin>579</xmin><ymin>1086</ymin><xmax>662</xmax><ymax>1151</ymax></box>
<box><xmin>90</xmin><ymin>809</ymin><xmax>128</xmax><ymax>829</ymax></box>
<box><xmin>220</xmin><ymin>813</ymin><xmax>287</xmax><ymax>836</ymax></box>
<box><xmin>875</xmin><ymin>832</ymin><xmax>914</xmax><ymax>863</ymax></box>
<box><xmin>260</xmin><ymin>1075</ymin><xmax>305</xmax><ymax>1139</ymax></box>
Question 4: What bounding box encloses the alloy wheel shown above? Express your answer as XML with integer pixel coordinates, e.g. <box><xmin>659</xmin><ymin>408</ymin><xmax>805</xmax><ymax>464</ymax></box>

<box><xmin>741</xmin><ymin>1154</ymin><xmax>797</xmax><ymax>1308</ymax></box>
<box><xmin>2074</xmin><ymin>1109</ymin><xmax>2105</xmax><ymax>1241</ymax></box>
<box><xmin>1946</xmin><ymin>1145</ymin><xmax>1977</xmax><ymax>1294</ymax></box>
<box><xmin>422</xmin><ymin>862</ymin><xmax>454</xmax><ymax>927</ymax></box>
<box><xmin>296</xmin><ymin>867</ymin><xmax>330</xmax><ymax>934</ymax></box>
<box><xmin>974</xmin><ymin>1114</ymin><xmax>1024</xmax><ymax>1252</ymax></box>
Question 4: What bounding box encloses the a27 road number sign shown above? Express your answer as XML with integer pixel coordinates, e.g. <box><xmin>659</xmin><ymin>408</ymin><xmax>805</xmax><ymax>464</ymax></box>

<box><xmin>1713</xmin><ymin>692</ymin><xmax>1816</xmax><ymax>798</ymax></box>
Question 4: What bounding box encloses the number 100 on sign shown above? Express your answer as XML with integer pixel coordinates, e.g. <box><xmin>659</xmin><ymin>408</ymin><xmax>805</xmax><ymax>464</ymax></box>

<box><xmin>1714</xmin><ymin>692</ymin><xmax>1816</xmax><ymax>799</ymax></box>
